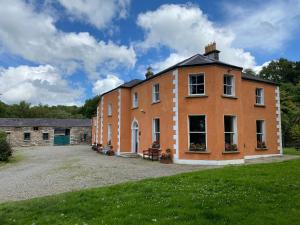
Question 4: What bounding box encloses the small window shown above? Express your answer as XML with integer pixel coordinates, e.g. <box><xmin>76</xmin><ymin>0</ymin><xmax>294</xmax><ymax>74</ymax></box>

<box><xmin>24</xmin><ymin>132</ymin><xmax>31</xmax><ymax>141</ymax></box>
<box><xmin>224</xmin><ymin>75</ymin><xmax>235</xmax><ymax>96</ymax></box>
<box><xmin>152</xmin><ymin>84</ymin><xmax>160</xmax><ymax>103</ymax></box>
<box><xmin>133</xmin><ymin>92</ymin><xmax>138</xmax><ymax>108</ymax></box>
<box><xmin>189</xmin><ymin>115</ymin><xmax>206</xmax><ymax>151</ymax></box>
<box><xmin>256</xmin><ymin>88</ymin><xmax>264</xmax><ymax>105</ymax></box>
<box><xmin>152</xmin><ymin>118</ymin><xmax>160</xmax><ymax>145</ymax></box>
<box><xmin>108</xmin><ymin>103</ymin><xmax>112</xmax><ymax>116</ymax></box>
<box><xmin>256</xmin><ymin>120</ymin><xmax>266</xmax><ymax>148</ymax></box>
<box><xmin>108</xmin><ymin>124</ymin><xmax>112</xmax><ymax>143</ymax></box>
<box><xmin>43</xmin><ymin>133</ymin><xmax>49</xmax><ymax>141</ymax></box>
<box><xmin>224</xmin><ymin>116</ymin><xmax>237</xmax><ymax>151</ymax></box>
<box><xmin>33</xmin><ymin>127</ymin><xmax>39</xmax><ymax>131</ymax></box>
<box><xmin>189</xmin><ymin>74</ymin><xmax>205</xmax><ymax>95</ymax></box>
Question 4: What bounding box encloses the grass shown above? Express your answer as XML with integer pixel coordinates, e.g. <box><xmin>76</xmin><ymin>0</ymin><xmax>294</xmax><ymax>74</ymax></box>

<box><xmin>0</xmin><ymin>160</ymin><xmax>300</xmax><ymax>225</ymax></box>
<box><xmin>284</xmin><ymin>147</ymin><xmax>300</xmax><ymax>155</ymax></box>
<box><xmin>0</xmin><ymin>151</ymin><xmax>25</xmax><ymax>167</ymax></box>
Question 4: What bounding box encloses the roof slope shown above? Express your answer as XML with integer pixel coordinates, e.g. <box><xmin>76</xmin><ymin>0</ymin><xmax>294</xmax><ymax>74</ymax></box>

<box><xmin>241</xmin><ymin>73</ymin><xmax>276</xmax><ymax>85</ymax></box>
<box><xmin>0</xmin><ymin>118</ymin><xmax>91</xmax><ymax>127</ymax></box>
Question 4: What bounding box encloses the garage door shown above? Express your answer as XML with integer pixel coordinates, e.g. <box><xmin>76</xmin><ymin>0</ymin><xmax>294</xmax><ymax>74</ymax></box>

<box><xmin>54</xmin><ymin>135</ymin><xmax>70</xmax><ymax>145</ymax></box>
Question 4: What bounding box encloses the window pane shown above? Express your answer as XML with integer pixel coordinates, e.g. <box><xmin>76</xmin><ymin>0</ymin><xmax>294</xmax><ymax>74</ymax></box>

<box><xmin>257</xmin><ymin>134</ymin><xmax>263</xmax><ymax>143</ymax></box>
<box><xmin>196</xmin><ymin>84</ymin><xmax>204</xmax><ymax>94</ymax></box>
<box><xmin>225</xmin><ymin>133</ymin><xmax>234</xmax><ymax>145</ymax></box>
<box><xmin>190</xmin><ymin>133</ymin><xmax>206</xmax><ymax>146</ymax></box>
<box><xmin>190</xmin><ymin>116</ymin><xmax>205</xmax><ymax>132</ymax></box>
<box><xmin>256</xmin><ymin>121</ymin><xmax>263</xmax><ymax>133</ymax></box>
<box><xmin>190</xmin><ymin>75</ymin><xmax>197</xmax><ymax>84</ymax></box>
<box><xmin>224</xmin><ymin>116</ymin><xmax>234</xmax><ymax>132</ymax></box>
<box><xmin>225</xmin><ymin>86</ymin><xmax>232</xmax><ymax>95</ymax></box>
<box><xmin>191</xmin><ymin>85</ymin><xmax>197</xmax><ymax>94</ymax></box>
<box><xmin>197</xmin><ymin>75</ymin><xmax>204</xmax><ymax>83</ymax></box>
<box><xmin>155</xmin><ymin>119</ymin><xmax>160</xmax><ymax>132</ymax></box>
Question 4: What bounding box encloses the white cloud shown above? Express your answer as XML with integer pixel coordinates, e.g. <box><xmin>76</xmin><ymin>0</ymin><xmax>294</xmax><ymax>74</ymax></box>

<box><xmin>92</xmin><ymin>74</ymin><xmax>124</xmax><ymax>95</ymax></box>
<box><xmin>152</xmin><ymin>53</ymin><xmax>187</xmax><ymax>72</ymax></box>
<box><xmin>137</xmin><ymin>4</ymin><xmax>256</xmax><ymax>70</ymax></box>
<box><xmin>0</xmin><ymin>0</ymin><xmax>136</xmax><ymax>79</ymax></box>
<box><xmin>253</xmin><ymin>61</ymin><xmax>272</xmax><ymax>74</ymax></box>
<box><xmin>58</xmin><ymin>0</ymin><xmax>130</xmax><ymax>29</ymax></box>
<box><xmin>223</xmin><ymin>0</ymin><xmax>300</xmax><ymax>51</ymax></box>
<box><xmin>0</xmin><ymin>65</ymin><xmax>83</xmax><ymax>105</ymax></box>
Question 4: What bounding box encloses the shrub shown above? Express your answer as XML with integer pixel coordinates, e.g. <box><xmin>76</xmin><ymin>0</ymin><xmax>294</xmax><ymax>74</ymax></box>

<box><xmin>0</xmin><ymin>131</ymin><xmax>12</xmax><ymax>161</ymax></box>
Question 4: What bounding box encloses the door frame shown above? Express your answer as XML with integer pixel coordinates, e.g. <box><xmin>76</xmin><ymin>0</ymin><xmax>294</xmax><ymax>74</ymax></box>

<box><xmin>131</xmin><ymin>119</ymin><xmax>139</xmax><ymax>153</ymax></box>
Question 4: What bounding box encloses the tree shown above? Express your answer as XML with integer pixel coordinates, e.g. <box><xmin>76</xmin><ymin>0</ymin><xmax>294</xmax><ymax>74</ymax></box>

<box><xmin>0</xmin><ymin>131</ymin><xmax>12</xmax><ymax>161</ymax></box>
<box><xmin>244</xmin><ymin>68</ymin><xmax>257</xmax><ymax>76</ymax></box>
<box><xmin>79</xmin><ymin>95</ymin><xmax>100</xmax><ymax>118</ymax></box>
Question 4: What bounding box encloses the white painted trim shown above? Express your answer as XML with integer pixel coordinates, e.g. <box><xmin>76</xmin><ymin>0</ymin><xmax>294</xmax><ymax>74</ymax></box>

<box><xmin>275</xmin><ymin>86</ymin><xmax>283</xmax><ymax>155</ymax></box>
<box><xmin>131</xmin><ymin>119</ymin><xmax>139</xmax><ymax>153</ymax></box>
<box><xmin>117</xmin><ymin>89</ymin><xmax>121</xmax><ymax>154</ymax></box>
<box><xmin>172</xmin><ymin>69</ymin><xmax>179</xmax><ymax>160</ymax></box>
<box><xmin>244</xmin><ymin>154</ymin><xmax>281</xmax><ymax>160</ymax></box>
<box><xmin>188</xmin><ymin>73</ymin><xmax>206</xmax><ymax>96</ymax></box>
<box><xmin>173</xmin><ymin>158</ymin><xmax>245</xmax><ymax>165</ymax></box>
<box><xmin>100</xmin><ymin>96</ymin><xmax>104</xmax><ymax>144</ymax></box>
<box><xmin>95</xmin><ymin>106</ymin><xmax>99</xmax><ymax>144</ymax></box>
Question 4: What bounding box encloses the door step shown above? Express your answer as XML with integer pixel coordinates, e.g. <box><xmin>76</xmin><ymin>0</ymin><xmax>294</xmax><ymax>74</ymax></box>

<box><xmin>118</xmin><ymin>153</ymin><xmax>140</xmax><ymax>158</ymax></box>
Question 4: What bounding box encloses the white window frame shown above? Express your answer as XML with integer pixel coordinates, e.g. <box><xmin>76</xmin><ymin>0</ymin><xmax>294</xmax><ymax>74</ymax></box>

<box><xmin>108</xmin><ymin>124</ymin><xmax>112</xmax><ymax>142</ymax></box>
<box><xmin>255</xmin><ymin>88</ymin><xmax>264</xmax><ymax>105</ymax></box>
<box><xmin>132</xmin><ymin>92</ymin><xmax>138</xmax><ymax>108</ymax></box>
<box><xmin>224</xmin><ymin>115</ymin><xmax>237</xmax><ymax>150</ymax></box>
<box><xmin>256</xmin><ymin>120</ymin><xmax>266</xmax><ymax>148</ymax></box>
<box><xmin>152</xmin><ymin>83</ymin><xmax>160</xmax><ymax>103</ymax></box>
<box><xmin>152</xmin><ymin>118</ymin><xmax>160</xmax><ymax>143</ymax></box>
<box><xmin>188</xmin><ymin>115</ymin><xmax>207</xmax><ymax>151</ymax></box>
<box><xmin>108</xmin><ymin>103</ymin><xmax>112</xmax><ymax>116</ymax></box>
<box><xmin>188</xmin><ymin>73</ymin><xmax>205</xmax><ymax>96</ymax></box>
<box><xmin>223</xmin><ymin>75</ymin><xmax>235</xmax><ymax>96</ymax></box>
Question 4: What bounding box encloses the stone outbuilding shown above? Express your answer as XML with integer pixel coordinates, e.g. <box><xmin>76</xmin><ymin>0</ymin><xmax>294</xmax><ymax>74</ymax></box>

<box><xmin>0</xmin><ymin>118</ymin><xmax>91</xmax><ymax>147</ymax></box>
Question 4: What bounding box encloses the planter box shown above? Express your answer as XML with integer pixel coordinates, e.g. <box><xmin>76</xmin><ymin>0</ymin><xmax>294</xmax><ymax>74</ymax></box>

<box><xmin>160</xmin><ymin>158</ymin><xmax>173</xmax><ymax>164</ymax></box>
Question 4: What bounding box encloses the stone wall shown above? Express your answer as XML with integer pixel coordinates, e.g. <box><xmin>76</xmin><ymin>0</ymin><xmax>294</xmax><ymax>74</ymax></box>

<box><xmin>0</xmin><ymin>127</ymin><xmax>54</xmax><ymax>147</ymax></box>
<box><xmin>0</xmin><ymin>126</ymin><xmax>91</xmax><ymax>147</ymax></box>
<box><xmin>70</xmin><ymin>127</ymin><xmax>92</xmax><ymax>145</ymax></box>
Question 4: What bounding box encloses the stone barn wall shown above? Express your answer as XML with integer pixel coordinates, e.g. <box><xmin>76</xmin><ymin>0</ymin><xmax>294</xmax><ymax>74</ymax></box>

<box><xmin>0</xmin><ymin>127</ymin><xmax>54</xmax><ymax>147</ymax></box>
<box><xmin>70</xmin><ymin>127</ymin><xmax>92</xmax><ymax>145</ymax></box>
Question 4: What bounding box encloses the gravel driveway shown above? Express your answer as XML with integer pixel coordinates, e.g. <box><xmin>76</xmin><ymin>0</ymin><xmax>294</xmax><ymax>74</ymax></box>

<box><xmin>0</xmin><ymin>146</ymin><xmax>298</xmax><ymax>203</ymax></box>
<box><xmin>0</xmin><ymin>145</ymin><xmax>207</xmax><ymax>203</ymax></box>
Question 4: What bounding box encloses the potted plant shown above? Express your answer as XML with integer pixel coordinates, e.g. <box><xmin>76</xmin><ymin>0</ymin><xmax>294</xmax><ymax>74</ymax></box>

<box><xmin>160</xmin><ymin>148</ymin><xmax>173</xmax><ymax>164</ymax></box>
<box><xmin>152</xmin><ymin>140</ymin><xmax>160</xmax><ymax>149</ymax></box>
<box><xmin>195</xmin><ymin>143</ymin><xmax>206</xmax><ymax>151</ymax></box>
<box><xmin>225</xmin><ymin>143</ymin><xmax>238</xmax><ymax>152</ymax></box>
<box><xmin>257</xmin><ymin>141</ymin><xmax>267</xmax><ymax>149</ymax></box>
<box><xmin>189</xmin><ymin>143</ymin><xmax>197</xmax><ymax>151</ymax></box>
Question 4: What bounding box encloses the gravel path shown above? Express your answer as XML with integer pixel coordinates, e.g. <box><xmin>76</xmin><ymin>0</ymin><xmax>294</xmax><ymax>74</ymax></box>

<box><xmin>0</xmin><ymin>145</ymin><xmax>298</xmax><ymax>203</ymax></box>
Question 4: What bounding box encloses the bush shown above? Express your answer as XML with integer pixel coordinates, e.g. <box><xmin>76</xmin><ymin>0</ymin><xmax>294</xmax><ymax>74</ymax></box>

<box><xmin>0</xmin><ymin>132</ymin><xmax>12</xmax><ymax>161</ymax></box>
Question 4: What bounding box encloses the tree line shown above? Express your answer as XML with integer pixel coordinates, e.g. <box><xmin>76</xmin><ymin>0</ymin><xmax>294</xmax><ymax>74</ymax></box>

<box><xmin>0</xmin><ymin>96</ymin><xmax>100</xmax><ymax>119</ymax></box>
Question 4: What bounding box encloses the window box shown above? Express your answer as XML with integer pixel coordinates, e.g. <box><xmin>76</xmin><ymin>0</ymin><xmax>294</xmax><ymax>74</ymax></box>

<box><xmin>224</xmin><ymin>143</ymin><xmax>238</xmax><ymax>152</ymax></box>
<box><xmin>189</xmin><ymin>143</ymin><xmax>206</xmax><ymax>152</ymax></box>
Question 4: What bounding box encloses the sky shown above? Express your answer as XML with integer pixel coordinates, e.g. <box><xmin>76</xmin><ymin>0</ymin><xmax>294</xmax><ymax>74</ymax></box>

<box><xmin>0</xmin><ymin>0</ymin><xmax>299</xmax><ymax>106</ymax></box>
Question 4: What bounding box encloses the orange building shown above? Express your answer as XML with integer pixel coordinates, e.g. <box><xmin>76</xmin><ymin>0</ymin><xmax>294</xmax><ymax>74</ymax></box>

<box><xmin>93</xmin><ymin>43</ymin><xmax>282</xmax><ymax>165</ymax></box>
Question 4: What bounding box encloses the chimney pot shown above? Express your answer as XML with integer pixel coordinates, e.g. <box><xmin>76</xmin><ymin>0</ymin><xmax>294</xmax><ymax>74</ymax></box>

<box><xmin>204</xmin><ymin>42</ymin><xmax>220</xmax><ymax>61</ymax></box>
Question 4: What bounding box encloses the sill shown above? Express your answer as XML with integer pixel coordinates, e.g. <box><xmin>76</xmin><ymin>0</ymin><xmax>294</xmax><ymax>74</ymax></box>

<box><xmin>186</xmin><ymin>150</ymin><xmax>210</xmax><ymax>154</ymax></box>
<box><xmin>23</xmin><ymin>140</ymin><xmax>30</xmax><ymax>142</ymax></box>
<box><xmin>108</xmin><ymin>115</ymin><xmax>112</xmax><ymax>117</ymax></box>
<box><xmin>186</xmin><ymin>95</ymin><xmax>208</xmax><ymax>98</ymax></box>
<box><xmin>152</xmin><ymin>100</ymin><xmax>160</xmax><ymax>105</ymax></box>
<box><xmin>254</xmin><ymin>104</ymin><xmax>265</xmax><ymax>108</ymax></box>
<box><xmin>131</xmin><ymin>107</ymin><xmax>138</xmax><ymax>110</ymax></box>
<box><xmin>222</xmin><ymin>151</ymin><xmax>240</xmax><ymax>154</ymax></box>
<box><xmin>221</xmin><ymin>95</ymin><xmax>238</xmax><ymax>99</ymax></box>
<box><xmin>255</xmin><ymin>147</ymin><xmax>268</xmax><ymax>151</ymax></box>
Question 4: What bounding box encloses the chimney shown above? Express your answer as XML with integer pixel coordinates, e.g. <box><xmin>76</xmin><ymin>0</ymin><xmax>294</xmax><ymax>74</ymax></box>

<box><xmin>145</xmin><ymin>66</ymin><xmax>154</xmax><ymax>79</ymax></box>
<box><xmin>203</xmin><ymin>42</ymin><xmax>220</xmax><ymax>61</ymax></box>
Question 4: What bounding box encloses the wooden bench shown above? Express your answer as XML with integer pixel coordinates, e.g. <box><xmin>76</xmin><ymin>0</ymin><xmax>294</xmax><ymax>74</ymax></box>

<box><xmin>143</xmin><ymin>148</ymin><xmax>161</xmax><ymax>161</ymax></box>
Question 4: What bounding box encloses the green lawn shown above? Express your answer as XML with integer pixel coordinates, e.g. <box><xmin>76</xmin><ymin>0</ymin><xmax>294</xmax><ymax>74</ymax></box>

<box><xmin>1</xmin><ymin>160</ymin><xmax>300</xmax><ymax>225</ymax></box>
<box><xmin>284</xmin><ymin>147</ymin><xmax>300</xmax><ymax>155</ymax></box>
<box><xmin>0</xmin><ymin>152</ymin><xmax>24</xmax><ymax>167</ymax></box>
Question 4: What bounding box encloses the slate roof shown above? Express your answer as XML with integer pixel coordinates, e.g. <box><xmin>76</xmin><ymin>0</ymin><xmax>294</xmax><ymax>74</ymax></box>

<box><xmin>241</xmin><ymin>73</ymin><xmax>276</xmax><ymax>85</ymax></box>
<box><xmin>120</xmin><ymin>79</ymin><xmax>143</xmax><ymax>88</ymax></box>
<box><xmin>0</xmin><ymin>118</ymin><xmax>91</xmax><ymax>127</ymax></box>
